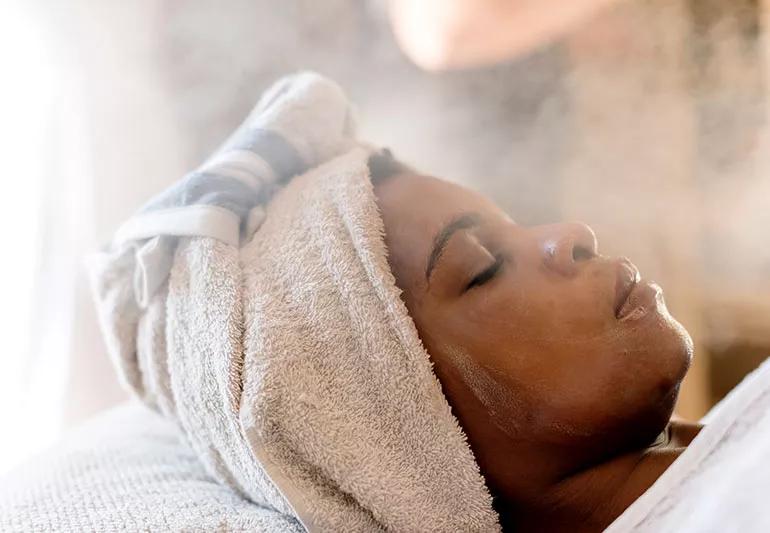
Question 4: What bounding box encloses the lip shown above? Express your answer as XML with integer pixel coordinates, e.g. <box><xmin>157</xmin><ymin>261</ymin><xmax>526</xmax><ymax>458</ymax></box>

<box><xmin>617</xmin><ymin>279</ymin><xmax>664</xmax><ymax>321</ymax></box>
<box><xmin>613</xmin><ymin>258</ymin><xmax>640</xmax><ymax>319</ymax></box>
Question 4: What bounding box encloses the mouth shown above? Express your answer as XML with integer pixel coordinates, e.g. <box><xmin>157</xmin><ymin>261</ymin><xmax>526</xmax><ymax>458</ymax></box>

<box><xmin>613</xmin><ymin>258</ymin><xmax>640</xmax><ymax>319</ymax></box>
<box><xmin>613</xmin><ymin>258</ymin><xmax>664</xmax><ymax>321</ymax></box>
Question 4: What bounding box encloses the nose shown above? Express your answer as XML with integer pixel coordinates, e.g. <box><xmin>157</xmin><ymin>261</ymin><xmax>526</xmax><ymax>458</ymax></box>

<box><xmin>538</xmin><ymin>222</ymin><xmax>598</xmax><ymax>277</ymax></box>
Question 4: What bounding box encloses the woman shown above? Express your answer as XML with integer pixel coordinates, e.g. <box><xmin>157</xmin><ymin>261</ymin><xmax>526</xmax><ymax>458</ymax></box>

<box><xmin>371</xmin><ymin>150</ymin><xmax>701</xmax><ymax>531</ymax></box>
<box><xmin>1</xmin><ymin>73</ymin><xmax>767</xmax><ymax>533</ymax></box>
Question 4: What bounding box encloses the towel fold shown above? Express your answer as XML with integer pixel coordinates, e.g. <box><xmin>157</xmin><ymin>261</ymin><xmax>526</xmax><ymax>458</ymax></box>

<box><xmin>87</xmin><ymin>72</ymin><xmax>499</xmax><ymax>532</ymax></box>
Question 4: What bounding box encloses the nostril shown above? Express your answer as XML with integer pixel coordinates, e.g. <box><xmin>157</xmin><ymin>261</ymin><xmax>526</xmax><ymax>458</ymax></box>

<box><xmin>572</xmin><ymin>245</ymin><xmax>594</xmax><ymax>262</ymax></box>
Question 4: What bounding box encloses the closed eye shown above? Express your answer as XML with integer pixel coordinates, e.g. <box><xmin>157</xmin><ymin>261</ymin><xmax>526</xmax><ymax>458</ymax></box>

<box><xmin>465</xmin><ymin>254</ymin><xmax>504</xmax><ymax>291</ymax></box>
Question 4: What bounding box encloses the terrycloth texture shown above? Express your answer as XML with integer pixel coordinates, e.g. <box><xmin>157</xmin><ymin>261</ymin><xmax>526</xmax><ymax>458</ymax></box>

<box><xmin>82</xmin><ymin>72</ymin><xmax>499</xmax><ymax>532</ymax></box>
<box><xmin>0</xmin><ymin>403</ymin><xmax>303</xmax><ymax>532</ymax></box>
<box><xmin>606</xmin><ymin>357</ymin><xmax>770</xmax><ymax>533</ymax></box>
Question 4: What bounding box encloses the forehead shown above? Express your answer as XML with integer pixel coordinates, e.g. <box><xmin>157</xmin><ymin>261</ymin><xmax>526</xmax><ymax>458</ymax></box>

<box><xmin>374</xmin><ymin>172</ymin><xmax>505</xmax><ymax>284</ymax></box>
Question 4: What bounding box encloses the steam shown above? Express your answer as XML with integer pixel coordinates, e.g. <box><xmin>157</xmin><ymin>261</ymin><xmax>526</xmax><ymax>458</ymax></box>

<box><xmin>75</xmin><ymin>0</ymin><xmax>770</xmax><ymax>342</ymax></box>
<box><xmin>49</xmin><ymin>0</ymin><xmax>769</xmax><ymax>421</ymax></box>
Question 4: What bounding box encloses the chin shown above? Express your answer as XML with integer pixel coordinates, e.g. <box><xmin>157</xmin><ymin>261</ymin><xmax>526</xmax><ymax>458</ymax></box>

<box><xmin>657</xmin><ymin>310</ymin><xmax>695</xmax><ymax>386</ymax></box>
<box><xmin>605</xmin><ymin>326</ymin><xmax>692</xmax><ymax>454</ymax></box>
<box><xmin>631</xmin><ymin>324</ymin><xmax>692</xmax><ymax>447</ymax></box>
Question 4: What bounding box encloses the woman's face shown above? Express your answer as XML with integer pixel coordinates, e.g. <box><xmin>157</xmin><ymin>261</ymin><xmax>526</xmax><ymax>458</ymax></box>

<box><xmin>374</xmin><ymin>171</ymin><xmax>693</xmax><ymax>493</ymax></box>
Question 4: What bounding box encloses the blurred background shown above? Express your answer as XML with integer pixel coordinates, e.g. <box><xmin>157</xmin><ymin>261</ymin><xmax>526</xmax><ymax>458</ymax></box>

<box><xmin>2</xmin><ymin>0</ymin><xmax>768</xmax><ymax>472</ymax></box>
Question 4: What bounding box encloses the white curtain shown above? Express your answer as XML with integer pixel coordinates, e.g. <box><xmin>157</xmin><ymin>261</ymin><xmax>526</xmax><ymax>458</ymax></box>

<box><xmin>0</xmin><ymin>0</ymin><xmax>188</xmax><ymax>473</ymax></box>
<box><xmin>0</xmin><ymin>1</ymin><xmax>69</xmax><ymax>473</ymax></box>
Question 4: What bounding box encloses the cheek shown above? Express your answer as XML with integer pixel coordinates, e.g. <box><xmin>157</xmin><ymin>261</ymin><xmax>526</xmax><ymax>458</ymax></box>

<box><xmin>448</xmin><ymin>290</ymin><xmax>692</xmax><ymax>441</ymax></box>
<box><xmin>473</xmin><ymin>280</ymin><xmax>612</xmax><ymax>340</ymax></box>
<box><xmin>530</xmin><ymin>311</ymin><xmax>692</xmax><ymax>441</ymax></box>
<box><xmin>434</xmin><ymin>343</ymin><xmax>530</xmax><ymax>436</ymax></box>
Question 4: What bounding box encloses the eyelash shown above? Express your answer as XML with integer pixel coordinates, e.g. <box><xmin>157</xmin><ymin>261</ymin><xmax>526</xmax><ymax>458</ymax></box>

<box><xmin>465</xmin><ymin>254</ymin><xmax>504</xmax><ymax>291</ymax></box>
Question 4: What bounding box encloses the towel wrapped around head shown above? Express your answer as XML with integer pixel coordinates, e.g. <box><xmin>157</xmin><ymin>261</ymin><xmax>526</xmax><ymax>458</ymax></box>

<box><xmin>88</xmin><ymin>72</ymin><xmax>499</xmax><ymax>532</ymax></box>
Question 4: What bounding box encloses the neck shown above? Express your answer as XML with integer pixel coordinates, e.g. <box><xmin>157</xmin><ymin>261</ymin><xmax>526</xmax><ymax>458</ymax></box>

<box><xmin>495</xmin><ymin>420</ymin><xmax>702</xmax><ymax>532</ymax></box>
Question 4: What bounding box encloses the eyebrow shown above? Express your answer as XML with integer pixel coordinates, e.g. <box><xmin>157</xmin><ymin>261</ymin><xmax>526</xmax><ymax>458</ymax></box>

<box><xmin>425</xmin><ymin>213</ymin><xmax>481</xmax><ymax>282</ymax></box>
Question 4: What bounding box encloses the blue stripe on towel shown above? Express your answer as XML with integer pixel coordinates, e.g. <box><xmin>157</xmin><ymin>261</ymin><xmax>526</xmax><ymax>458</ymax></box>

<box><xmin>140</xmin><ymin>172</ymin><xmax>260</xmax><ymax>218</ymax></box>
<box><xmin>232</xmin><ymin>128</ymin><xmax>305</xmax><ymax>184</ymax></box>
<box><xmin>138</xmin><ymin>128</ymin><xmax>304</xmax><ymax>217</ymax></box>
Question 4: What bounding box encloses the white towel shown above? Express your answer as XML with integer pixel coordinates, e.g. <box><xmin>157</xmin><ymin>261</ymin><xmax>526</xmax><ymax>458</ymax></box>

<box><xmin>0</xmin><ymin>402</ymin><xmax>305</xmax><ymax>532</ymax></box>
<box><xmin>82</xmin><ymin>72</ymin><xmax>498</xmax><ymax>532</ymax></box>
